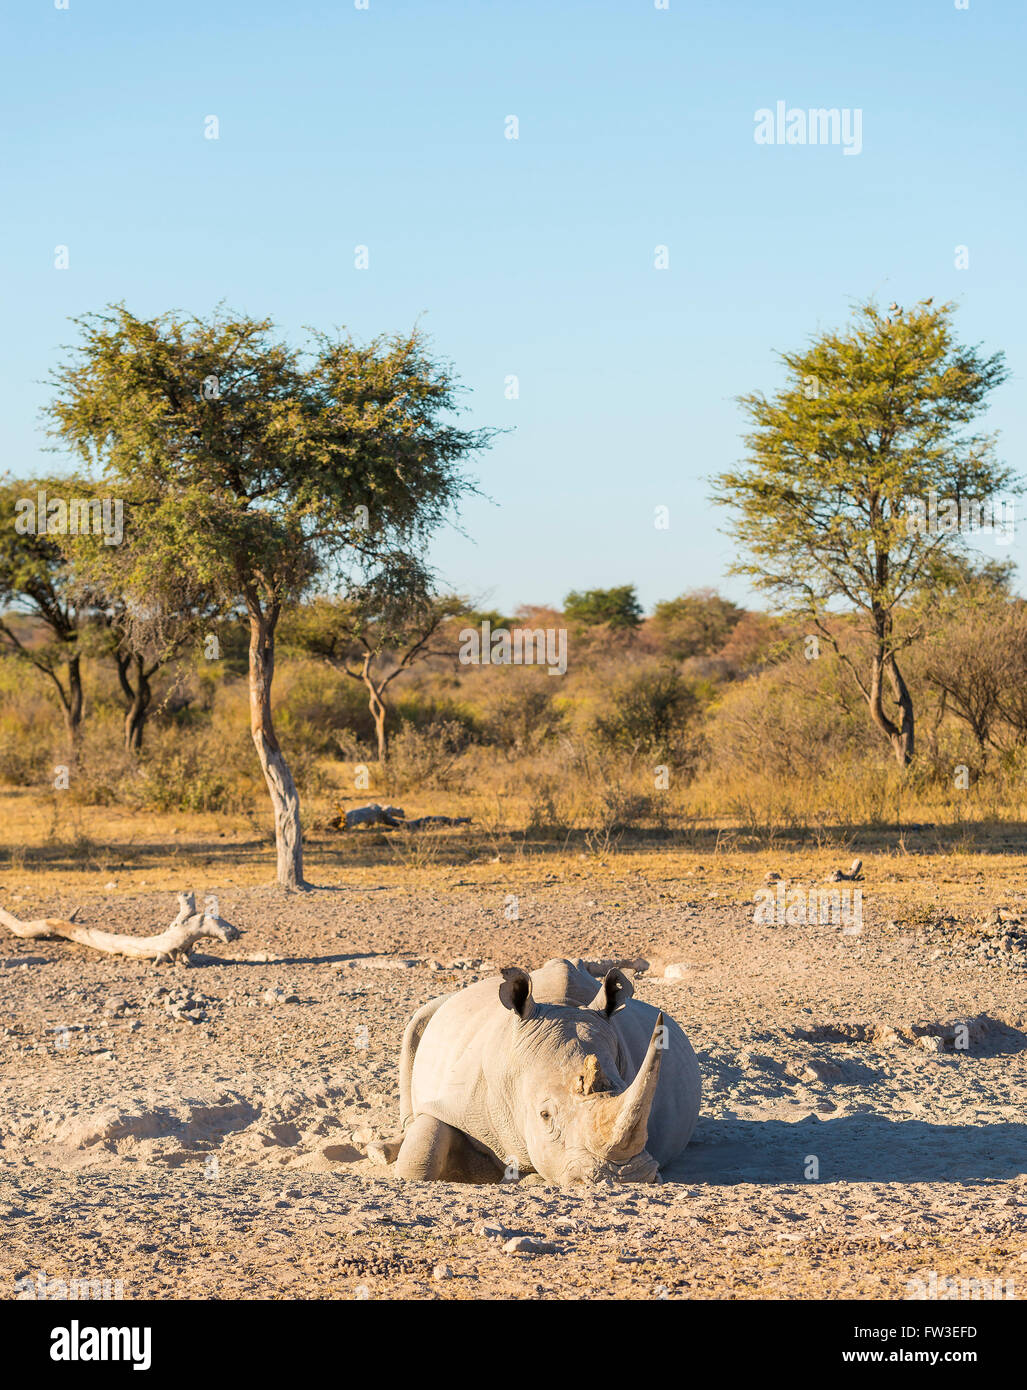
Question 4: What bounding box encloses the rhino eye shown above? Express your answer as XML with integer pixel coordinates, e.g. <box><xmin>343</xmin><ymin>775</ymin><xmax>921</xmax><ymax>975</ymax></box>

<box><xmin>540</xmin><ymin>1108</ymin><xmax>551</xmax><ymax>1121</ymax></box>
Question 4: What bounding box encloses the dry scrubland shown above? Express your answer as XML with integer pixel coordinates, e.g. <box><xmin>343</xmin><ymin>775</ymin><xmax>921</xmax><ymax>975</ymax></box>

<box><xmin>1</xmin><ymin>796</ymin><xmax>1026</xmax><ymax>1300</ymax></box>
<box><xmin>7</xmin><ymin>583</ymin><xmax>1027</xmax><ymax>848</ymax></box>
<box><xmin>3</xmin><ymin>588</ymin><xmax>1027</xmax><ymax>1300</ymax></box>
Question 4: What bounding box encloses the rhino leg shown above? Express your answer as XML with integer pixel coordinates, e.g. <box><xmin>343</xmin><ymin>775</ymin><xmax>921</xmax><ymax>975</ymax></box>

<box><xmin>395</xmin><ymin>1114</ymin><xmax>504</xmax><ymax>1183</ymax></box>
<box><xmin>356</xmin><ymin>994</ymin><xmax>457</xmax><ymax>1168</ymax></box>
<box><xmin>399</xmin><ymin>993</ymin><xmax>451</xmax><ymax>1130</ymax></box>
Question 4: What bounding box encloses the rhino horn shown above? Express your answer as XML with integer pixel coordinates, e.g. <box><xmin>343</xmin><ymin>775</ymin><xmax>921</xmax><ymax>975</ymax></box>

<box><xmin>599</xmin><ymin>1013</ymin><xmax>664</xmax><ymax>1161</ymax></box>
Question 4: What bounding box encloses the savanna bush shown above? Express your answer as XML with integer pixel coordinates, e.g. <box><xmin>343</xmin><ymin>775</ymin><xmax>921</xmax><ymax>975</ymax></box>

<box><xmin>383</xmin><ymin>720</ymin><xmax>472</xmax><ymax>793</ymax></box>
<box><xmin>477</xmin><ymin>671</ymin><xmax>565</xmax><ymax>755</ymax></box>
<box><xmin>702</xmin><ymin>651</ymin><xmax>878</xmax><ymax>783</ymax></box>
<box><xmin>590</xmin><ymin>664</ymin><xmax>703</xmax><ymax>766</ymax></box>
<box><xmin>394</xmin><ymin>688</ymin><xmax>479</xmax><ymax>739</ymax></box>
<box><xmin>272</xmin><ymin>659</ymin><xmax>372</xmax><ymax>754</ymax></box>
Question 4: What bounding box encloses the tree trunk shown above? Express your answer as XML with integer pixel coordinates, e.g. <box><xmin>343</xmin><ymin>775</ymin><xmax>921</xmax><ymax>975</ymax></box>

<box><xmin>866</xmin><ymin>645</ymin><xmax>915</xmax><ymax>768</ymax></box>
<box><xmin>359</xmin><ymin>654</ymin><xmax>390</xmax><ymax>761</ymax></box>
<box><xmin>64</xmin><ymin>653</ymin><xmax>84</xmax><ymax>740</ymax></box>
<box><xmin>123</xmin><ymin>653</ymin><xmax>151</xmax><ymax>752</ymax></box>
<box><xmin>883</xmin><ymin>652</ymin><xmax>915</xmax><ymax>767</ymax></box>
<box><xmin>248</xmin><ymin>603</ymin><xmax>305</xmax><ymax>889</ymax></box>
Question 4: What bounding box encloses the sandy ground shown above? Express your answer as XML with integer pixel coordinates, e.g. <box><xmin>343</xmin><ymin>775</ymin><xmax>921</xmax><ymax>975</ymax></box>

<box><xmin>1</xmin><ymin>849</ymin><xmax>1025</xmax><ymax>1300</ymax></box>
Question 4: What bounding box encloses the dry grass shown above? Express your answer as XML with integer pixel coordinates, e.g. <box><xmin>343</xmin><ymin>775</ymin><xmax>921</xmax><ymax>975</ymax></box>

<box><xmin>3</xmin><ymin>783</ymin><xmax>1026</xmax><ymax>938</ymax></box>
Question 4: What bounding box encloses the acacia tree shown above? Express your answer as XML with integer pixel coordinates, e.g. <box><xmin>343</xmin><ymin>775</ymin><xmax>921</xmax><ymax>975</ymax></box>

<box><xmin>920</xmin><ymin>567</ymin><xmax>1025</xmax><ymax>760</ymax></box>
<box><xmin>563</xmin><ymin>584</ymin><xmax>643</xmax><ymax>630</ymax></box>
<box><xmin>0</xmin><ymin>476</ymin><xmax>90</xmax><ymax>740</ymax></box>
<box><xmin>48</xmin><ymin>306</ymin><xmax>491</xmax><ymax>886</ymax></box>
<box><xmin>649</xmin><ymin>589</ymin><xmax>743</xmax><ymax>660</ymax></box>
<box><xmin>713</xmin><ymin>299</ymin><xmax>1014</xmax><ymax>767</ymax></box>
<box><xmin>63</xmin><ymin>504</ymin><xmax>221</xmax><ymax>751</ymax></box>
<box><xmin>101</xmin><ymin>599</ymin><xmax>207</xmax><ymax>751</ymax></box>
<box><xmin>284</xmin><ymin>565</ymin><xmax>468</xmax><ymax>762</ymax></box>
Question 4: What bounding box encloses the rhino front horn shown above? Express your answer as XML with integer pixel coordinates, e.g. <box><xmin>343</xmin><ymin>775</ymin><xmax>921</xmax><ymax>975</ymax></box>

<box><xmin>604</xmin><ymin>1013</ymin><xmax>665</xmax><ymax>1161</ymax></box>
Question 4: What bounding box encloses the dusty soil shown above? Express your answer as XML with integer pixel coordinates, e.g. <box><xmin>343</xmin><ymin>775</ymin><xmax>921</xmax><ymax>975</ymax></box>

<box><xmin>1</xmin><ymin>847</ymin><xmax>1025</xmax><ymax>1300</ymax></box>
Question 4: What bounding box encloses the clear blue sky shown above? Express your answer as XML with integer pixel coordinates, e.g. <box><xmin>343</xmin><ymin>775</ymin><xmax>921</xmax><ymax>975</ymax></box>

<box><xmin>2</xmin><ymin>0</ymin><xmax>1024</xmax><ymax>614</ymax></box>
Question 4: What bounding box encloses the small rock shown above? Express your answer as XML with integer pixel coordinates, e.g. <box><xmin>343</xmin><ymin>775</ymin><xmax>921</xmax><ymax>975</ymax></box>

<box><xmin>503</xmin><ymin>1236</ymin><xmax>562</xmax><ymax>1255</ymax></box>
<box><xmin>365</xmin><ymin>1139</ymin><xmax>401</xmax><ymax>1166</ymax></box>
<box><xmin>802</xmin><ymin>1059</ymin><xmax>843</xmax><ymax>1084</ymax></box>
<box><xmin>432</xmin><ymin>1263</ymin><xmax>455</xmax><ymax>1281</ymax></box>
<box><xmin>663</xmin><ymin>963</ymin><xmax>691</xmax><ymax>980</ymax></box>
<box><xmin>473</xmin><ymin>1221</ymin><xmax>509</xmax><ymax>1240</ymax></box>
<box><xmin>918</xmin><ymin>1034</ymin><xmax>944</xmax><ymax>1053</ymax></box>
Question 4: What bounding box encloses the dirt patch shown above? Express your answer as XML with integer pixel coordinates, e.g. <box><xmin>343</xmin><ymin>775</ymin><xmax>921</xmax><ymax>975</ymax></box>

<box><xmin>795</xmin><ymin>1013</ymin><xmax>1027</xmax><ymax>1055</ymax></box>
<box><xmin>2</xmin><ymin>852</ymin><xmax>1026</xmax><ymax>1298</ymax></box>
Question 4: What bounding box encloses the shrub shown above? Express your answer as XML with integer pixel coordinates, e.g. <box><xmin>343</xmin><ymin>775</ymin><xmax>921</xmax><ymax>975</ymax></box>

<box><xmin>384</xmin><ymin>720</ymin><xmax>471</xmax><ymax>793</ymax></box>
<box><xmin>478</xmin><ymin>673</ymin><xmax>565</xmax><ymax>755</ymax></box>
<box><xmin>591</xmin><ymin>664</ymin><xmax>702</xmax><ymax>764</ymax></box>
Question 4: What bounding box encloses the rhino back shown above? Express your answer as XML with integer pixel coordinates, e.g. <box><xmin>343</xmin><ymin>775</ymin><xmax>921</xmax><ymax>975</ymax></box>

<box><xmin>531</xmin><ymin>957</ymin><xmax>599</xmax><ymax>1005</ymax></box>
<box><xmin>409</xmin><ymin>978</ymin><xmax>523</xmax><ymax>1165</ymax></box>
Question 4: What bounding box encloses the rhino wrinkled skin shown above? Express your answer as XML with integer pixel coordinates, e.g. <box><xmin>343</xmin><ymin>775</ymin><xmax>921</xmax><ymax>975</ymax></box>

<box><xmin>385</xmin><ymin>958</ymin><xmax>701</xmax><ymax>1184</ymax></box>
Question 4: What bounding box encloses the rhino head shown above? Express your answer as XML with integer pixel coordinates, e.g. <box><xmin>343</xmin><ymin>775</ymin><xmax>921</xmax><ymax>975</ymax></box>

<box><xmin>494</xmin><ymin>966</ymin><xmax>664</xmax><ymax>1184</ymax></box>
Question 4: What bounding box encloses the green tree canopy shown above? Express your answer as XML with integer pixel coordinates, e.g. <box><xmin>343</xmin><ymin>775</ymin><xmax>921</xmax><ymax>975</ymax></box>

<box><xmin>712</xmin><ymin>298</ymin><xmax>1015</xmax><ymax>767</ymax></box>
<box><xmin>563</xmin><ymin>584</ymin><xmax>643</xmax><ymax>631</ymax></box>
<box><xmin>0</xmin><ymin>474</ymin><xmax>94</xmax><ymax>738</ymax></box>
<box><xmin>47</xmin><ymin>304</ymin><xmax>494</xmax><ymax>885</ymax></box>
<box><xmin>649</xmin><ymin>588</ymin><xmax>743</xmax><ymax>661</ymax></box>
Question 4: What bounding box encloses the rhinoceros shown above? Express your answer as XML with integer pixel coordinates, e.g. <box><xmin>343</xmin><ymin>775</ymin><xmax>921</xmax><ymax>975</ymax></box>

<box><xmin>376</xmin><ymin>957</ymin><xmax>701</xmax><ymax>1184</ymax></box>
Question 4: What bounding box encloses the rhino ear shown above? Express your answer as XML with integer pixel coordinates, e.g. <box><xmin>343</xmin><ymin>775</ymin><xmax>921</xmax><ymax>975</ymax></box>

<box><xmin>499</xmin><ymin>966</ymin><xmax>536</xmax><ymax>1019</ymax></box>
<box><xmin>589</xmin><ymin>968</ymin><xmax>634</xmax><ymax>1018</ymax></box>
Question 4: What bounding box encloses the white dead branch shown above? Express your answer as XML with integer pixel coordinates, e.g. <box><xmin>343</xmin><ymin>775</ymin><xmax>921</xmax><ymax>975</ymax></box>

<box><xmin>824</xmin><ymin>859</ymin><xmax>863</xmax><ymax>883</ymax></box>
<box><xmin>0</xmin><ymin>892</ymin><xmax>240</xmax><ymax>964</ymax></box>
<box><xmin>336</xmin><ymin>803</ymin><xmax>471</xmax><ymax>831</ymax></box>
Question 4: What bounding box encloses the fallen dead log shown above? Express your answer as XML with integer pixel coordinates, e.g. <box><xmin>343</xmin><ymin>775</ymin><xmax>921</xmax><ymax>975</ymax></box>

<box><xmin>580</xmin><ymin>956</ymin><xmax>651</xmax><ymax>978</ymax></box>
<box><xmin>331</xmin><ymin>803</ymin><xmax>471</xmax><ymax>831</ymax></box>
<box><xmin>403</xmin><ymin>814</ymin><xmax>472</xmax><ymax>830</ymax></box>
<box><xmin>0</xmin><ymin>892</ymin><xmax>241</xmax><ymax>964</ymax></box>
